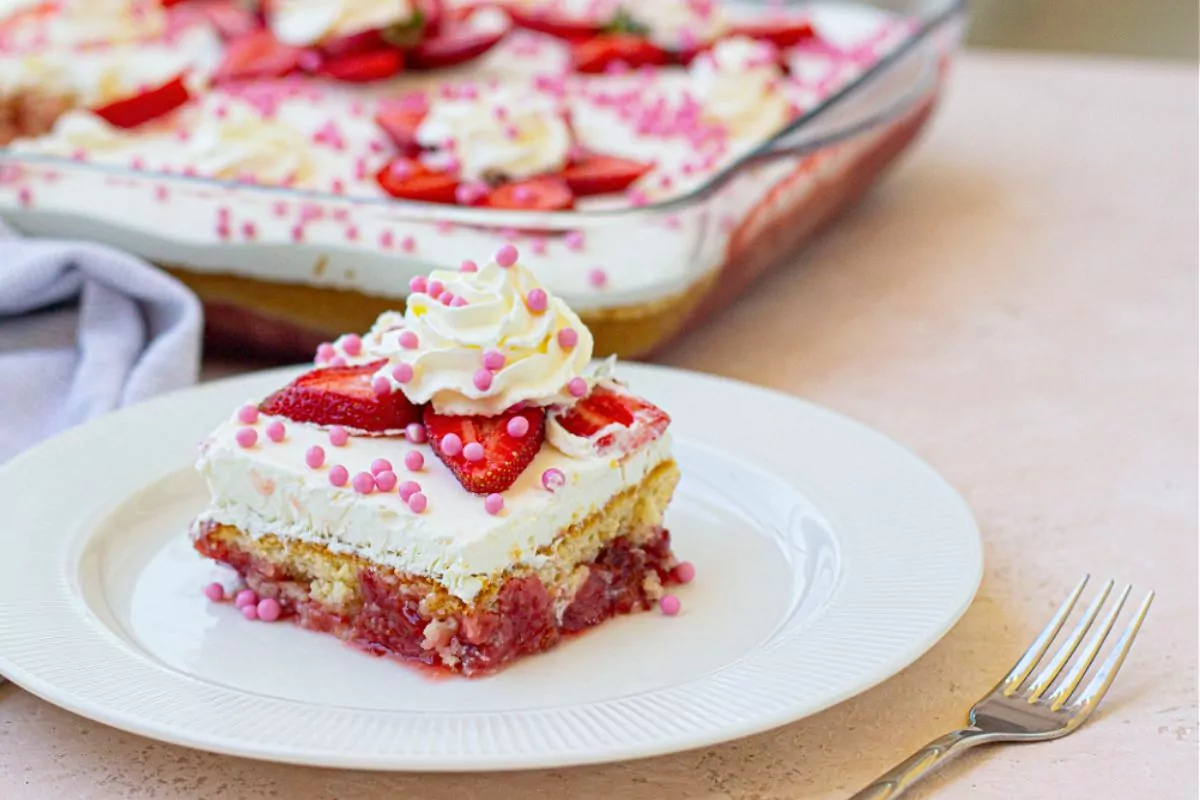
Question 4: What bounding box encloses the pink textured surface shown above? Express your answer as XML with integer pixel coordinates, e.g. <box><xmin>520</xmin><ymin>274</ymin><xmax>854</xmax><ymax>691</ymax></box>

<box><xmin>1</xmin><ymin>53</ymin><xmax>1196</xmax><ymax>798</ymax></box>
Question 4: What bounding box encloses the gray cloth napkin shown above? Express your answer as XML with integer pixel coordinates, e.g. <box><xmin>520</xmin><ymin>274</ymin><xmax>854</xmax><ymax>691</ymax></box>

<box><xmin>0</xmin><ymin>222</ymin><xmax>202</xmax><ymax>463</ymax></box>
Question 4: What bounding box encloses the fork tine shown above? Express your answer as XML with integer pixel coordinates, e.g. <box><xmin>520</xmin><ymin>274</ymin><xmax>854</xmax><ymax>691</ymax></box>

<box><xmin>1059</xmin><ymin>589</ymin><xmax>1154</xmax><ymax>713</ymax></box>
<box><xmin>1045</xmin><ymin>583</ymin><xmax>1131</xmax><ymax>709</ymax></box>
<box><xmin>999</xmin><ymin>575</ymin><xmax>1089</xmax><ymax>696</ymax></box>
<box><xmin>1025</xmin><ymin>580</ymin><xmax>1114</xmax><ymax>701</ymax></box>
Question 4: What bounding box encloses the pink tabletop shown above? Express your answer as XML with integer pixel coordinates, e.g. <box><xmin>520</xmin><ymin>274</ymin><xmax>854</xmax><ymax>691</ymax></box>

<box><xmin>2</xmin><ymin>52</ymin><xmax>1196</xmax><ymax>799</ymax></box>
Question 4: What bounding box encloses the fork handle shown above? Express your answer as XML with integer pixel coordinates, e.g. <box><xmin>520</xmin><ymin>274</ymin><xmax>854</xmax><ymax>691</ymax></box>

<box><xmin>848</xmin><ymin>727</ymin><xmax>985</xmax><ymax>800</ymax></box>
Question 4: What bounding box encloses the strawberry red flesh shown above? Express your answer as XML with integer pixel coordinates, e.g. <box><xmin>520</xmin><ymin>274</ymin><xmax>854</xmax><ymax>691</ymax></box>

<box><xmin>484</xmin><ymin>176</ymin><xmax>574</xmax><ymax>211</ymax></box>
<box><xmin>317</xmin><ymin>48</ymin><xmax>405</xmax><ymax>82</ymax></box>
<box><xmin>554</xmin><ymin>384</ymin><xmax>670</xmax><ymax>454</ymax></box>
<box><xmin>572</xmin><ymin>35</ymin><xmax>669</xmax><ymax>73</ymax></box>
<box><xmin>374</xmin><ymin>105</ymin><xmax>427</xmax><ymax>153</ymax></box>
<box><xmin>375</xmin><ymin>158</ymin><xmax>459</xmax><ymax>203</ymax></box>
<box><xmin>506</xmin><ymin>5</ymin><xmax>602</xmax><ymax>41</ymax></box>
<box><xmin>214</xmin><ymin>30</ymin><xmax>302</xmax><ymax>82</ymax></box>
<box><xmin>424</xmin><ymin>406</ymin><xmax>546</xmax><ymax>494</ymax></box>
<box><xmin>561</xmin><ymin>155</ymin><xmax>652</xmax><ymax>197</ymax></box>
<box><xmin>408</xmin><ymin>20</ymin><xmax>508</xmax><ymax>70</ymax></box>
<box><xmin>319</xmin><ymin>28</ymin><xmax>387</xmax><ymax>57</ymax></box>
<box><xmin>260</xmin><ymin>360</ymin><xmax>420</xmax><ymax>432</ymax></box>
<box><xmin>92</xmin><ymin>75</ymin><xmax>191</xmax><ymax>129</ymax></box>
<box><xmin>730</xmin><ymin>19</ymin><xmax>817</xmax><ymax>48</ymax></box>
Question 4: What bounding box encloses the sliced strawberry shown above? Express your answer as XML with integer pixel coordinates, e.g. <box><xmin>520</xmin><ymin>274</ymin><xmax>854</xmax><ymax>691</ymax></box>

<box><xmin>424</xmin><ymin>406</ymin><xmax>546</xmax><ymax>494</ymax></box>
<box><xmin>572</xmin><ymin>35</ymin><xmax>669</xmax><ymax>73</ymax></box>
<box><xmin>484</xmin><ymin>176</ymin><xmax>573</xmax><ymax>211</ymax></box>
<box><xmin>376</xmin><ymin>158</ymin><xmax>459</xmax><ymax>203</ymax></box>
<box><xmin>92</xmin><ymin>75</ymin><xmax>191</xmax><ymax>129</ymax></box>
<box><xmin>550</xmin><ymin>382</ymin><xmax>670</xmax><ymax>456</ymax></box>
<box><xmin>408</xmin><ymin>18</ymin><xmax>509</xmax><ymax>70</ymax></box>
<box><xmin>560</xmin><ymin>155</ymin><xmax>652</xmax><ymax>197</ymax></box>
<box><xmin>730</xmin><ymin>19</ymin><xmax>817</xmax><ymax>49</ymax></box>
<box><xmin>259</xmin><ymin>360</ymin><xmax>420</xmax><ymax>432</ymax></box>
<box><xmin>418</xmin><ymin>0</ymin><xmax>445</xmax><ymax>37</ymax></box>
<box><xmin>506</xmin><ymin>5</ymin><xmax>602</xmax><ymax>41</ymax></box>
<box><xmin>320</xmin><ymin>28</ymin><xmax>387</xmax><ymax>57</ymax></box>
<box><xmin>318</xmin><ymin>48</ymin><xmax>405</xmax><ymax>82</ymax></box>
<box><xmin>214</xmin><ymin>30</ymin><xmax>302</xmax><ymax>82</ymax></box>
<box><xmin>374</xmin><ymin>104</ymin><xmax>427</xmax><ymax>154</ymax></box>
<box><xmin>194</xmin><ymin>0</ymin><xmax>262</xmax><ymax>39</ymax></box>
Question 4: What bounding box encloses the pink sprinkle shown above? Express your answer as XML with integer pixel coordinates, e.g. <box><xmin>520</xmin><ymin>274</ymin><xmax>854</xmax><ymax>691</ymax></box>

<box><xmin>588</xmin><ymin>267</ymin><xmax>609</xmax><ymax>288</ymax></box>
<box><xmin>463</xmin><ymin>442</ymin><xmax>485</xmax><ymax>462</ymax></box>
<box><xmin>472</xmin><ymin>368</ymin><xmax>494</xmax><ymax>392</ymax></box>
<box><xmin>399</xmin><ymin>331</ymin><xmax>419</xmax><ymax>349</ymax></box>
<box><xmin>531</xmin><ymin>238</ymin><xmax>548</xmax><ymax>256</ymax></box>
<box><xmin>506</xmin><ymin>415</ymin><xmax>529</xmax><ymax>438</ymax></box>
<box><xmin>272</xmin><ymin>200</ymin><xmax>288</xmax><ymax>217</ymax></box>
<box><xmin>542</xmin><ymin>468</ymin><xmax>566</xmax><ymax>491</ymax></box>
<box><xmin>372</xmin><ymin>376</ymin><xmax>391</xmax><ymax>396</ymax></box>
<box><xmin>235</xmin><ymin>427</ymin><xmax>258</xmax><ymax>448</ymax></box>
<box><xmin>493</xmin><ymin>105</ymin><xmax>509</xmax><ymax>121</ymax></box>
<box><xmin>17</xmin><ymin>187</ymin><xmax>33</xmax><ymax>207</ymax></box>
<box><xmin>370</xmin><ymin>458</ymin><xmax>393</xmax><ymax>475</ymax></box>
<box><xmin>460</xmin><ymin>259</ymin><xmax>478</xmax><ymax>273</ymax></box>
<box><xmin>567</xmin><ymin>377</ymin><xmax>588</xmax><ymax>397</ymax></box>
<box><xmin>484</xmin><ymin>493</ymin><xmax>504</xmax><ymax>515</ymax></box>
<box><xmin>628</xmin><ymin>188</ymin><xmax>649</xmax><ymax>206</ymax></box>
<box><xmin>441</xmin><ymin>433</ymin><xmax>463</xmax><ymax>457</ymax></box>
<box><xmin>256</xmin><ymin>598</ymin><xmax>281</xmax><ymax>622</ymax></box>
<box><xmin>329</xmin><ymin>426</ymin><xmax>349</xmax><ymax>447</ymax></box>
<box><xmin>407</xmin><ymin>492</ymin><xmax>428</xmax><ymax>513</ymax></box>
<box><xmin>389</xmin><ymin>159</ymin><xmax>413</xmax><ymax>180</ymax></box>
<box><xmin>316</xmin><ymin>342</ymin><xmax>336</xmax><ymax>362</ymax></box>
<box><xmin>660</xmin><ymin>595</ymin><xmax>682</xmax><ymax>616</ymax></box>
<box><xmin>673</xmin><ymin>561</ymin><xmax>696</xmax><ymax>584</ymax></box>
<box><xmin>557</xmin><ymin>328</ymin><xmax>579</xmax><ymax>348</ymax></box>
<box><xmin>241</xmin><ymin>221</ymin><xmax>257</xmax><ymax>240</ymax></box>
<box><xmin>406</xmin><ymin>423</ymin><xmax>427</xmax><ymax>443</ymax></box>
<box><xmin>237</xmin><ymin>404</ymin><xmax>259</xmax><ymax>424</ymax></box>
<box><xmin>290</xmin><ymin>224</ymin><xmax>305</xmax><ymax>242</ymax></box>
<box><xmin>495</xmin><ymin>244</ymin><xmax>519</xmax><ymax>267</ymax></box>
<box><xmin>380</xmin><ymin>229</ymin><xmax>395</xmax><ymax>249</ymax></box>
<box><xmin>456</xmin><ymin>182</ymin><xmax>486</xmax><ymax>205</ymax></box>
<box><xmin>399</xmin><ymin>480</ymin><xmax>420</xmax><ymax>501</ymax></box>
<box><xmin>305</xmin><ymin>445</ymin><xmax>326</xmax><ymax>469</ymax></box>
<box><xmin>436</xmin><ymin>220</ymin><xmax>455</xmax><ymax>234</ymax></box>
<box><xmin>235</xmin><ymin>589</ymin><xmax>258</xmax><ymax>609</ymax></box>
<box><xmin>216</xmin><ymin>222</ymin><xmax>231</xmax><ymax>240</ymax></box>
<box><xmin>154</xmin><ymin>185</ymin><xmax>169</xmax><ymax>202</ymax></box>
<box><xmin>266</xmin><ymin>421</ymin><xmax>286</xmax><ymax>443</ymax></box>
<box><xmin>401</xmin><ymin>235</ymin><xmax>416</xmax><ymax>253</ymax></box>
<box><xmin>501</xmin><ymin>227</ymin><xmax>520</xmax><ymax>241</ymax></box>
<box><xmin>451</xmin><ymin>296</ymin><xmax>469</xmax><ymax>307</ymax></box>
<box><xmin>344</xmin><ymin>224</ymin><xmax>359</xmax><ymax>241</ymax></box>
<box><xmin>427</xmin><ymin>279</ymin><xmax>445</xmax><ymax>299</ymax></box>
<box><xmin>392</xmin><ymin>363</ymin><xmax>414</xmax><ymax>383</ymax></box>
<box><xmin>404</xmin><ymin>450</ymin><xmax>424</xmax><ymax>471</ymax></box>
<box><xmin>409</xmin><ymin>275</ymin><xmax>428</xmax><ymax>294</ymax></box>
<box><xmin>565</xmin><ymin>230</ymin><xmax>585</xmax><ymax>251</ymax></box>
<box><xmin>525</xmin><ymin>288</ymin><xmax>548</xmax><ymax>313</ymax></box>
<box><xmin>375</xmin><ymin>470</ymin><xmax>398</xmax><ymax>493</ymax></box>
<box><xmin>483</xmin><ymin>350</ymin><xmax>506</xmax><ymax>371</ymax></box>
<box><xmin>352</xmin><ymin>472</ymin><xmax>376</xmax><ymax>494</ymax></box>
<box><xmin>203</xmin><ymin>582</ymin><xmax>224</xmax><ymax>602</ymax></box>
<box><xmin>332</xmin><ymin>179</ymin><xmax>346</xmax><ymax>194</ymax></box>
<box><xmin>441</xmin><ymin>293</ymin><xmax>456</xmax><ymax>307</ymax></box>
<box><xmin>513</xmin><ymin>185</ymin><xmax>534</xmax><ymax>202</ymax></box>
<box><xmin>241</xmin><ymin>603</ymin><xmax>259</xmax><ymax>621</ymax></box>
<box><xmin>329</xmin><ymin>464</ymin><xmax>349</xmax><ymax>486</ymax></box>
<box><xmin>332</xmin><ymin>207</ymin><xmax>350</xmax><ymax>223</ymax></box>
<box><xmin>329</xmin><ymin>356</ymin><xmax>347</xmax><ymax>367</ymax></box>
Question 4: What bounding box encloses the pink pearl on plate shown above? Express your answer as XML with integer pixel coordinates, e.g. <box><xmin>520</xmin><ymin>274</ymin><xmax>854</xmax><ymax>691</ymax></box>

<box><xmin>525</xmin><ymin>288</ymin><xmax>548</xmax><ymax>313</ymax></box>
<box><xmin>392</xmin><ymin>363</ymin><xmax>414</xmax><ymax>383</ymax></box>
<box><xmin>375</xmin><ymin>470</ymin><xmax>398</xmax><ymax>492</ymax></box>
<box><xmin>408</xmin><ymin>492</ymin><xmax>428</xmax><ymax>513</ymax></box>
<box><xmin>370</xmin><ymin>458</ymin><xmax>393</xmax><ymax>475</ymax></box>
<box><xmin>482</xmin><ymin>350</ymin><xmax>506</xmax><ymax>371</ymax></box>
<box><xmin>659</xmin><ymin>595</ymin><xmax>682</xmax><ymax>616</ymax></box>
<box><xmin>241</xmin><ymin>603</ymin><xmax>259</xmax><ymax>621</ymax></box>
<box><xmin>460</xmin><ymin>259</ymin><xmax>478</xmax><ymax>273</ymax></box>
<box><xmin>473</xmin><ymin>369</ymin><xmax>493</xmax><ymax>391</ymax></box>
<box><xmin>399</xmin><ymin>480</ymin><xmax>420</xmax><ymax>501</ymax></box>
<box><xmin>484</xmin><ymin>493</ymin><xmax>504</xmax><ymax>515</ymax></box>
<box><xmin>305</xmin><ymin>445</ymin><xmax>325</xmax><ymax>469</ymax></box>
<box><xmin>256</xmin><ymin>598</ymin><xmax>281</xmax><ymax>622</ymax></box>
<box><xmin>329</xmin><ymin>464</ymin><xmax>349</xmax><ymax>486</ymax></box>
<box><xmin>235</xmin><ymin>427</ymin><xmax>258</xmax><ymax>448</ymax></box>
<box><xmin>203</xmin><ymin>582</ymin><xmax>224</xmax><ymax>602</ymax></box>
<box><xmin>542</xmin><ymin>468</ymin><xmax>565</xmax><ymax>491</ymax></box>
<box><xmin>237</xmin><ymin>404</ymin><xmax>259</xmax><ymax>424</ymax></box>
<box><xmin>404</xmin><ymin>450</ymin><xmax>424</xmax><ymax>471</ymax></box>
<box><xmin>341</xmin><ymin>334</ymin><xmax>362</xmax><ymax>356</ymax></box>
<box><xmin>567</xmin><ymin>377</ymin><xmax>588</xmax><ymax>398</ymax></box>
<box><xmin>372</xmin><ymin>376</ymin><xmax>391</xmax><ymax>396</ymax></box>
<box><xmin>399</xmin><ymin>331</ymin><xmax>419</xmax><ymax>349</ymax></box>
<box><xmin>406</xmin><ymin>422</ymin><xmax>427</xmax><ymax>443</ymax></box>
<box><xmin>266</xmin><ymin>420</ymin><xmax>286</xmax><ymax>442</ymax></box>
<box><xmin>329</xmin><ymin>426</ymin><xmax>349</xmax><ymax>447</ymax></box>
<box><xmin>409</xmin><ymin>275</ymin><xmax>428</xmax><ymax>294</ymax></box>
<box><xmin>441</xmin><ymin>433</ymin><xmax>463</xmax><ymax>457</ymax></box>
<box><xmin>506</xmin><ymin>415</ymin><xmax>529</xmax><ymax>438</ymax></box>
<box><xmin>495</xmin><ymin>244</ymin><xmax>519</xmax><ymax>267</ymax></box>
<box><xmin>352</xmin><ymin>471</ymin><xmax>376</xmax><ymax>494</ymax></box>
<box><xmin>235</xmin><ymin>589</ymin><xmax>258</xmax><ymax>609</ymax></box>
<box><xmin>673</xmin><ymin>561</ymin><xmax>696</xmax><ymax>584</ymax></box>
<box><xmin>557</xmin><ymin>327</ymin><xmax>579</xmax><ymax>348</ymax></box>
<box><xmin>463</xmin><ymin>442</ymin><xmax>484</xmax><ymax>462</ymax></box>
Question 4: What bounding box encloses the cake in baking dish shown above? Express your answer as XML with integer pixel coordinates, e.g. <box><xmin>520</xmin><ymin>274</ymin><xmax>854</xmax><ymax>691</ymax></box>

<box><xmin>191</xmin><ymin>244</ymin><xmax>693</xmax><ymax>675</ymax></box>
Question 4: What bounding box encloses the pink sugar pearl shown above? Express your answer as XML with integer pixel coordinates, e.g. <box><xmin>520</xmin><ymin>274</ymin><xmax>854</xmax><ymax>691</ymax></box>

<box><xmin>451</xmin><ymin>296</ymin><xmax>469</xmax><ymax>307</ymax></box>
<box><xmin>495</xmin><ymin>243</ymin><xmax>519</xmax><ymax>267</ymax></box>
<box><xmin>256</xmin><ymin>598</ymin><xmax>282</xmax><ymax>622</ymax></box>
<box><xmin>237</xmin><ymin>404</ymin><xmax>259</xmax><ymax>424</ymax></box>
<box><xmin>329</xmin><ymin>356</ymin><xmax>347</xmax><ymax>368</ymax></box>
<box><xmin>659</xmin><ymin>595</ymin><xmax>682</xmax><ymax>616</ymax></box>
<box><xmin>427</xmin><ymin>279</ymin><xmax>444</xmax><ymax>299</ymax></box>
<box><xmin>352</xmin><ymin>471</ymin><xmax>376</xmax><ymax>494</ymax></box>
<box><xmin>305</xmin><ymin>445</ymin><xmax>325</xmax><ymax>469</ymax></box>
<box><xmin>542</xmin><ymin>468</ymin><xmax>565</xmax><ymax>491</ymax></box>
<box><xmin>460</xmin><ymin>259</ymin><xmax>478</xmax><ymax>273</ymax></box>
<box><xmin>557</xmin><ymin>328</ymin><xmax>579</xmax><ymax>348</ymax></box>
<box><xmin>482</xmin><ymin>349</ymin><xmax>506</xmax><ymax>371</ymax></box>
<box><xmin>372</xmin><ymin>376</ymin><xmax>391</xmax><ymax>396</ymax></box>
<box><xmin>329</xmin><ymin>426</ymin><xmax>349</xmax><ymax>447</ymax></box>
<box><xmin>567</xmin><ymin>377</ymin><xmax>588</xmax><ymax>398</ymax></box>
<box><xmin>473</xmin><ymin>368</ymin><xmax>493</xmax><ymax>391</ymax></box>
<box><xmin>341</xmin><ymin>334</ymin><xmax>362</xmax><ymax>356</ymax></box>
<box><xmin>588</xmin><ymin>267</ymin><xmax>608</xmax><ymax>288</ymax></box>
<box><xmin>484</xmin><ymin>493</ymin><xmax>504</xmax><ymax>515</ymax></box>
<box><xmin>203</xmin><ymin>582</ymin><xmax>224</xmax><ymax>602</ymax></box>
<box><xmin>375</xmin><ymin>470</ymin><xmax>398</xmax><ymax>492</ymax></box>
<box><xmin>399</xmin><ymin>331</ymin><xmax>419</xmax><ymax>349</ymax></box>
<box><xmin>406</xmin><ymin>422</ymin><xmax>427</xmax><ymax>443</ymax></box>
<box><xmin>370</xmin><ymin>458</ymin><xmax>393</xmax><ymax>475</ymax></box>
<box><xmin>329</xmin><ymin>464</ymin><xmax>349</xmax><ymax>486</ymax></box>
<box><xmin>408</xmin><ymin>492</ymin><xmax>428</xmax><ymax>513</ymax></box>
<box><xmin>266</xmin><ymin>420</ymin><xmax>286</xmax><ymax>442</ymax></box>
<box><xmin>399</xmin><ymin>480</ymin><xmax>420</xmax><ymax>501</ymax></box>
<box><xmin>235</xmin><ymin>589</ymin><xmax>258</xmax><ymax>609</ymax></box>
<box><xmin>404</xmin><ymin>450</ymin><xmax>424</xmax><ymax>471</ymax></box>
<box><xmin>673</xmin><ymin>561</ymin><xmax>696</xmax><ymax>584</ymax></box>
<box><xmin>409</xmin><ymin>275</ymin><xmax>428</xmax><ymax>294</ymax></box>
<box><xmin>506</xmin><ymin>415</ymin><xmax>529</xmax><ymax>438</ymax></box>
<box><xmin>441</xmin><ymin>433</ymin><xmax>463</xmax><ymax>457</ymax></box>
<box><xmin>565</xmin><ymin>230</ymin><xmax>584</xmax><ymax>251</ymax></box>
<box><xmin>392</xmin><ymin>363</ymin><xmax>414</xmax><ymax>383</ymax></box>
<box><xmin>525</xmin><ymin>288</ymin><xmax>548</xmax><ymax>313</ymax></box>
<box><xmin>241</xmin><ymin>603</ymin><xmax>259</xmax><ymax>621</ymax></box>
<box><xmin>463</xmin><ymin>442</ymin><xmax>485</xmax><ymax>462</ymax></box>
<box><xmin>316</xmin><ymin>342</ymin><xmax>336</xmax><ymax>363</ymax></box>
<box><xmin>235</xmin><ymin>427</ymin><xmax>258</xmax><ymax>448</ymax></box>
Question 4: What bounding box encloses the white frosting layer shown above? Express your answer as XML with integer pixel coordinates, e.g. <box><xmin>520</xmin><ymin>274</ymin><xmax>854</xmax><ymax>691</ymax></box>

<box><xmin>187</xmin><ymin>101</ymin><xmax>316</xmax><ymax>185</ymax></box>
<box><xmin>627</xmin><ymin>0</ymin><xmax>729</xmax><ymax>49</ymax></box>
<box><xmin>690</xmin><ymin>36</ymin><xmax>790</xmax><ymax>143</ymax></box>
<box><xmin>367</xmin><ymin>259</ymin><xmax>594</xmax><ymax>415</ymax></box>
<box><xmin>196</xmin><ymin>413</ymin><xmax>673</xmax><ymax>602</ymax></box>
<box><xmin>270</xmin><ymin>0</ymin><xmax>415</xmax><ymax>46</ymax></box>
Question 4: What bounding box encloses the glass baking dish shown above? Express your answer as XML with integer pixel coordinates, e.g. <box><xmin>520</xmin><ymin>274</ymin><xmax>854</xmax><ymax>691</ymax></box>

<box><xmin>0</xmin><ymin>0</ymin><xmax>965</xmax><ymax>360</ymax></box>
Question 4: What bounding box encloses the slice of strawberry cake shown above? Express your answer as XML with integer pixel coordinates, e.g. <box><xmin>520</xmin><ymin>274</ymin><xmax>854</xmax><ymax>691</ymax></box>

<box><xmin>192</xmin><ymin>244</ymin><xmax>691</xmax><ymax>675</ymax></box>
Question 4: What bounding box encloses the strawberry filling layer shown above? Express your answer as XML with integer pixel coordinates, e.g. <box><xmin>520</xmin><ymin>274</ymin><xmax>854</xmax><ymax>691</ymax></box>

<box><xmin>195</xmin><ymin>525</ymin><xmax>680</xmax><ymax>676</ymax></box>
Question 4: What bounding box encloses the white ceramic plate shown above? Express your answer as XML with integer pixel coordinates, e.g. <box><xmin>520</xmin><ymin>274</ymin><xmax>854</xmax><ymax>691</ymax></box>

<box><xmin>0</xmin><ymin>364</ymin><xmax>981</xmax><ymax>771</ymax></box>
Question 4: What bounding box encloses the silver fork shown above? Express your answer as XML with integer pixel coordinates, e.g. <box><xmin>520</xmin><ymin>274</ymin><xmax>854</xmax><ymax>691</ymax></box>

<box><xmin>850</xmin><ymin>575</ymin><xmax>1154</xmax><ymax>800</ymax></box>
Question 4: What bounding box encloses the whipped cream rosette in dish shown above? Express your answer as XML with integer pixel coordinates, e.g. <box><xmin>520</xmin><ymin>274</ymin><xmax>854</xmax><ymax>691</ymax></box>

<box><xmin>0</xmin><ymin>0</ymin><xmax>964</xmax><ymax>358</ymax></box>
<box><xmin>192</xmin><ymin>245</ymin><xmax>691</xmax><ymax>676</ymax></box>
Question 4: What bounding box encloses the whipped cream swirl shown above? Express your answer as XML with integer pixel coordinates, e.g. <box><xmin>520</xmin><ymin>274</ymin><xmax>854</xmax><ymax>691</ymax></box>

<box><xmin>270</xmin><ymin>0</ymin><xmax>415</xmax><ymax>46</ymax></box>
<box><xmin>625</xmin><ymin>0</ymin><xmax>728</xmax><ymax>50</ymax></box>
<box><xmin>415</xmin><ymin>89</ymin><xmax>572</xmax><ymax>183</ymax></box>
<box><xmin>690</xmin><ymin>36</ymin><xmax>790</xmax><ymax>143</ymax></box>
<box><xmin>187</xmin><ymin>101</ymin><xmax>314</xmax><ymax>185</ymax></box>
<box><xmin>367</xmin><ymin>258</ymin><xmax>594</xmax><ymax>416</ymax></box>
